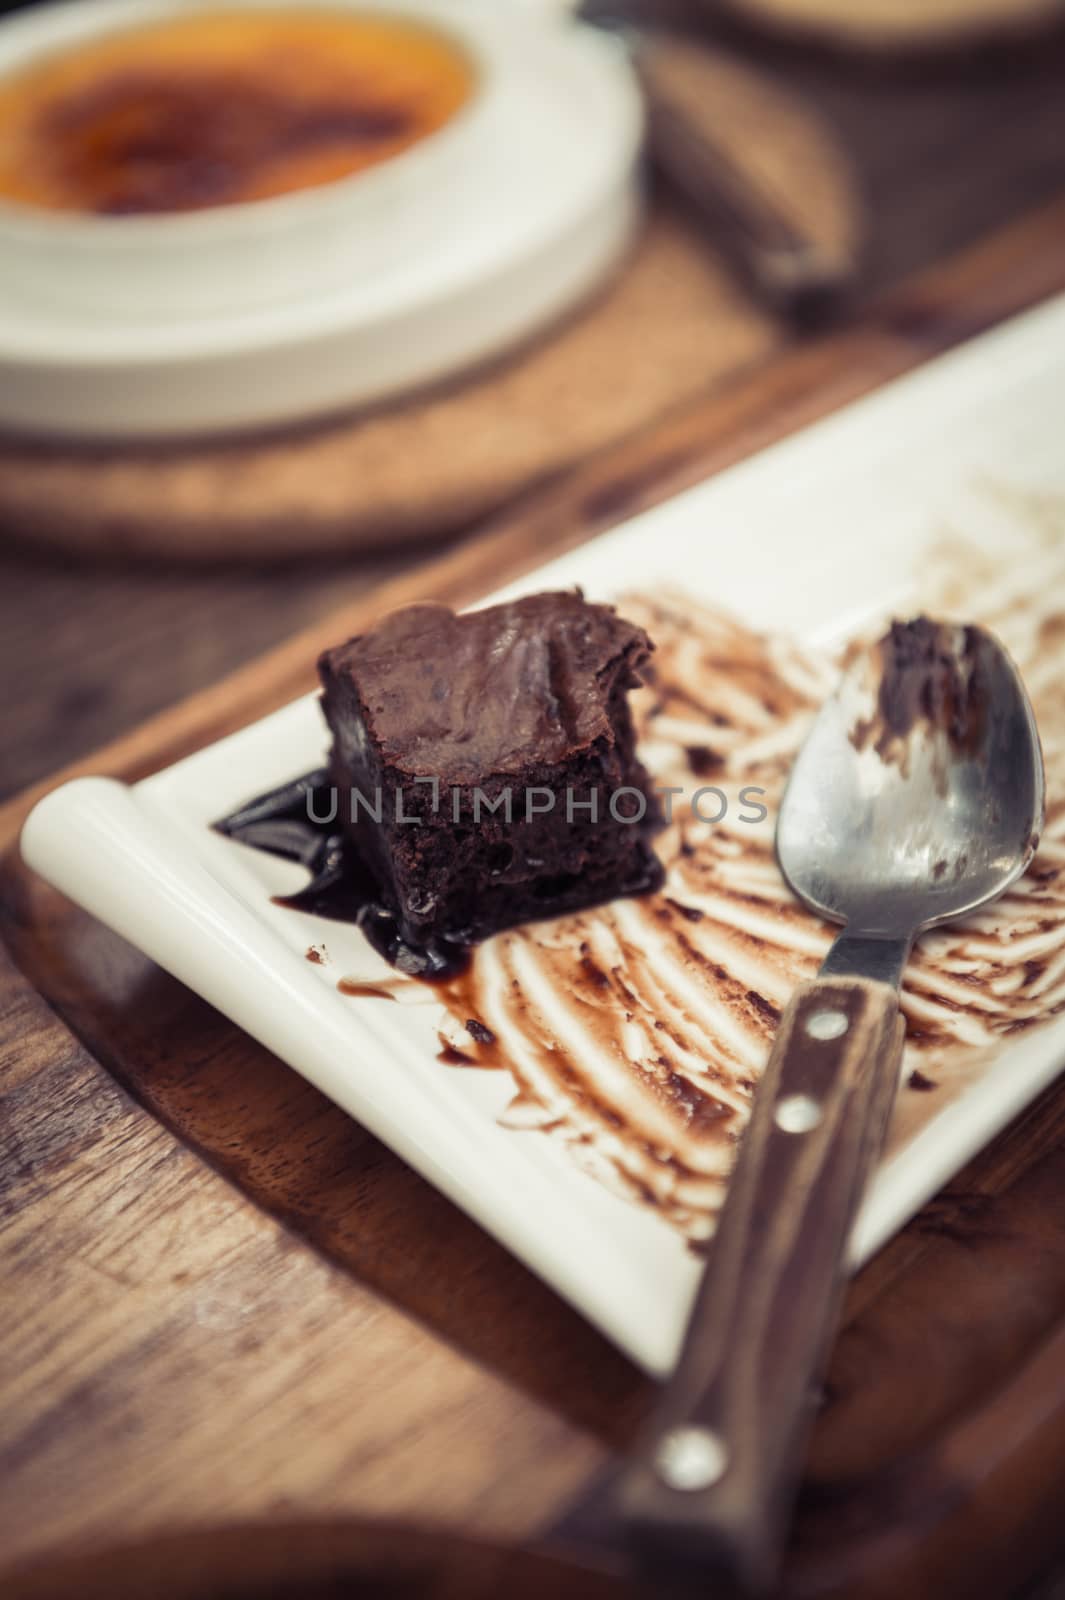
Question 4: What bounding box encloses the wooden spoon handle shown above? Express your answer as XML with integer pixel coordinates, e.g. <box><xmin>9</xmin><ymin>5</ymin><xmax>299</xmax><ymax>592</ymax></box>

<box><xmin>615</xmin><ymin>977</ymin><xmax>904</xmax><ymax>1594</ymax></box>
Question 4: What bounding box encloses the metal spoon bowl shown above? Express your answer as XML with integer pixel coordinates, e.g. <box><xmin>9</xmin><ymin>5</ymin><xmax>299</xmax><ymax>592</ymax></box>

<box><xmin>778</xmin><ymin>620</ymin><xmax>1044</xmax><ymax>943</ymax></box>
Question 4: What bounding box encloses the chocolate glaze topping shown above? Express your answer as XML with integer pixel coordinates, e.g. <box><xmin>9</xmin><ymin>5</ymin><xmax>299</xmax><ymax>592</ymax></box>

<box><xmin>319</xmin><ymin>591</ymin><xmax>655</xmax><ymax>782</ymax></box>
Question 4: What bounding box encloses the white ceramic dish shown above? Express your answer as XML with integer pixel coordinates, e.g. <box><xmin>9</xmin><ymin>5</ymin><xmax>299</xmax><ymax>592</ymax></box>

<box><xmin>0</xmin><ymin>0</ymin><xmax>642</xmax><ymax>435</ymax></box>
<box><xmin>0</xmin><ymin>0</ymin><xmax>499</xmax><ymax>317</ymax></box>
<box><xmin>21</xmin><ymin>292</ymin><xmax>1065</xmax><ymax>1375</ymax></box>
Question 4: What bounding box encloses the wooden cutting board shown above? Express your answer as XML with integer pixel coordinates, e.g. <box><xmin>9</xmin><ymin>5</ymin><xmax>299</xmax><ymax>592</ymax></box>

<box><xmin>4</xmin><ymin>204</ymin><xmax>1065</xmax><ymax>1600</ymax></box>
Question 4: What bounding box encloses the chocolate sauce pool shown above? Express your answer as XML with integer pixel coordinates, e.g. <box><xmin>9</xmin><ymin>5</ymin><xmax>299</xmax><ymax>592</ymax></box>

<box><xmin>213</xmin><ymin>767</ymin><xmax>473</xmax><ymax>978</ymax></box>
<box><xmin>213</xmin><ymin>767</ymin><xmax>664</xmax><ymax>981</ymax></box>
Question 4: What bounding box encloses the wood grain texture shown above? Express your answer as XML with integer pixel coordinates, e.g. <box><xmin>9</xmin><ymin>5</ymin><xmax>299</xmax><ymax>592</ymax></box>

<box><xmin>5</xmin><ymin>852</ymin><xmax>1065</xmax><ymax>1598</ymax></box>
<box><xmin>5</xmin><ymin>204</ymin><xmax>1065</xmax><ymax>1598</ymax></box>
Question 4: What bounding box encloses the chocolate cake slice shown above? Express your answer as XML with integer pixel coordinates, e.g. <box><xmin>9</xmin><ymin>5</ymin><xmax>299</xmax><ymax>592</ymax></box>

<box><xmin>316</xmin><ymin>591</ymin><xmax>663</xmax><ymax>971</ymax></box>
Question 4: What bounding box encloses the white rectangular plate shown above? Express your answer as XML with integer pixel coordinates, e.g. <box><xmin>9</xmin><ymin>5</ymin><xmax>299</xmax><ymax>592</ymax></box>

<box><xmin>22</xmin><ymin>293</ymin><xmax>1065</xmax><ymax>1376</ymax></box>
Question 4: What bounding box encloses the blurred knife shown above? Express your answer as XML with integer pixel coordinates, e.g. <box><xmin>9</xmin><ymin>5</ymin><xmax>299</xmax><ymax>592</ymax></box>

<box><xmin>572</xmin><ymin>0</ymin><xmax>864</xmax><ymax>320</ymax></box>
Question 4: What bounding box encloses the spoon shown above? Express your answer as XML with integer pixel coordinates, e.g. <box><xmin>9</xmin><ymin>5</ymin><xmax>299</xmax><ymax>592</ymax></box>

<box><xmin>586</xmin><ymin>616</ymin><xmax>1045</xmax><ymax>1592</ymax></box>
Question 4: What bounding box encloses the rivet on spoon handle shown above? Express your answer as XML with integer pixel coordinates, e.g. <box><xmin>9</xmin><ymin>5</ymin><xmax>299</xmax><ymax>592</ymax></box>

<box><xmin>613</xmin><ymin>977</ymin><xmax>903</xmax><ymax>1595</ymax></box>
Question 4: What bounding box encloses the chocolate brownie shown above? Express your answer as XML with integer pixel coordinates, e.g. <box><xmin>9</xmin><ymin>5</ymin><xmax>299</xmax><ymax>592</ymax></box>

<box><xmin>316</xmin><ymin>591</ymin><xmax>662</xmax><ymax>967</ymax></box>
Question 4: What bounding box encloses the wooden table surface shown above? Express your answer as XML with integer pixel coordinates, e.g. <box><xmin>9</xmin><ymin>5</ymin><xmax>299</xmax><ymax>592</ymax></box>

<box><xmin>3</xmin><ymin>33</ymin><xmax>1065</xmax><ymax>1600</ymax></box>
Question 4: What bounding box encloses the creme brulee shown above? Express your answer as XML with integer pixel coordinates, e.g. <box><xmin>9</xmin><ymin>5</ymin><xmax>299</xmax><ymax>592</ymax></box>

<box><xmin>0</xmin><ymin>8</ymin><xmax>476</xmax><ymax>215</ymax></box>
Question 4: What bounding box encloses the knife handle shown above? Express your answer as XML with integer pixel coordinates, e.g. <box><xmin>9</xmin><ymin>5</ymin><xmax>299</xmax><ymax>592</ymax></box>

<box><xmin>633</xmin><ymin>36</ymin><xmax>861</xmax><ymax>320</ymax></box>
<box><xmin>615</xmin><ymin>977</ymin><xmax>904</xmax><ymax>1594</ymax></box>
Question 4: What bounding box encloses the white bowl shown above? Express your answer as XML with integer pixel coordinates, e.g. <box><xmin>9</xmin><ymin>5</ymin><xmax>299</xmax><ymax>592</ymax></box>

<box><xmin>0</xmin><ymin>3</ymin><xmax>644</xmax><ymax>437</ymax></box>
<box><xmin>0</xmin><ymin>0</ymin><xmax>506</xmax><ymax>319</ymax></box>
